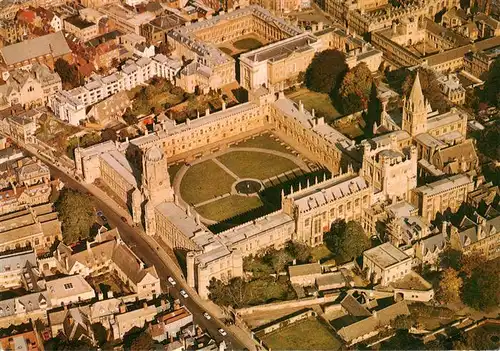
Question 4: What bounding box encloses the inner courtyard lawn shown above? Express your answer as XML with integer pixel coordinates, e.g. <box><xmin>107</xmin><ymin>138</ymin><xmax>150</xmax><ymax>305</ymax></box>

<box><xmin>179</xmin><ymin>160</ymin><xmax>235</xmax><ymax>205</ymax></box>
<box><xmin>260</xmin><ymin>318</ymin><xmax>341</xmax><ymax>350</ymax></box>
<box><xmin>287</xmin><ymin>88</ymin><xmax>341</xmax><ymax>122</ymax></box>
<box><xmin>233</xmin><ymin>133</ymin><xmax>295</xmax><ymax>155</ymax></box>
<box><xmin>195</xmin><ymin>195</ymin><xmax>263</xmax><ymax>222</ymax></box>
<box><xmin>233</xmin><ymin>37</ymin><xmax>263</xmax><ymax>50</ymax></box>
<box><xmin>216</xmin><ymin>151</ymin><xmax>299</xmax><ymax>180</ymax></box>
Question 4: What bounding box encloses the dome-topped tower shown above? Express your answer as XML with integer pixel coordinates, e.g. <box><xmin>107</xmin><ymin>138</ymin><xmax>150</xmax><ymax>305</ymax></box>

<box><xmin>142</xmin><ymin>145</ymin><xmax>173</xmax><ymax>207</ymax></box>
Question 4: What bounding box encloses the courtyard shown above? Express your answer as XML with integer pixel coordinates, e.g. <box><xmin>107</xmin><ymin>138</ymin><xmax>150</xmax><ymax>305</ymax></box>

<box><xmin>259</xmin><ymin>317</ymin><xmax>342</xmax><ymax>350</ymax></box>
<box><xmin>287</xmin><ymin>88</ymin><xmax>341</xmax><ymax>122</ymax></box>
<box><xmin>174</xmin><ymin>133</ymin><xmax>312</xmax><ymax>224</ymax></box>
<box><xmin>218</xmin><ymin>34</ymin><xmax>266</xmax><ymax>57</ymax></box>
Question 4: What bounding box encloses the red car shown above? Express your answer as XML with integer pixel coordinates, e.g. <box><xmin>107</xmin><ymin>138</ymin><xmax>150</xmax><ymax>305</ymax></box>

<box><xmin>120</xmin><ymin>216</ymin><xmax>128</xmax><ymax>223</ymax></box>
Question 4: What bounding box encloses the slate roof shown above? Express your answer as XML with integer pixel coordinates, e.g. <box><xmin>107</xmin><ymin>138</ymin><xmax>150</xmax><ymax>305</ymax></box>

<box><xmin>0</xmin><ymin>32</ymin><xmax>71</xmax><ymax>66</ymax></box>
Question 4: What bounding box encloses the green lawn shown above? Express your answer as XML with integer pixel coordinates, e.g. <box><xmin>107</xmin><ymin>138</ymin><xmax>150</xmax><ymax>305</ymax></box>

<box><xmin>261</xmin><ymin>318</ymin><xmax>342</xmax><ymax>350</ymax></box>
<box><xmin>220</xmin><ymin>47</ymin><xmax>233</xmax><ymax>56</ymax></box>
<box><xmin>196</xmin><ymin>195</ymin><xmax>263</xmax><ymax>222</ymax></box>
<box><xmin>335</xmin><ymin>121</ymin><xmax>365</xmax><ymax>139</ymax></box>
<box><xmin>287</xmin><ymin>88</ymin><xmax>341</xmax><ymax>122</ymax></box>
<box><xmin>180</xmin><ymin>160</ymin><xmax>235</xmax><ymax>205</ymax></box>
<box><xmin>233</xmin><ymin>38</ymin><xmax>263</xmax><ymax>50</ymax></box>
<box><xmin>310</xmin><ymin>244</ymin><xmax>335</xmax><ymax>264</ymax></box>
<box><xmin>168</xmin><ymin>163</ymin><xmax>183</xmax><ymax>183</ymax></box>
<box><xmin>217</xmin><ymin>151</ymin><xmax>299</xmax><ymax>180</ymax></box>
<box><xmin>157</xmin><ymin>91</ymin><xmax>184</xmax><ymax>106</ymax></box>
<box><xmin>233</xmin><ymin>134</ymin><xmax>295</xmax><ymax>155</ymax></box>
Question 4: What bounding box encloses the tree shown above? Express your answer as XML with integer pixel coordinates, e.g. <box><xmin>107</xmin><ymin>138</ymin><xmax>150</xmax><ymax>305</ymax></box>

<box><xmin>101</xmin><ymin>128</ymin><xmax>117</xmax><ymax>142</ymax></box>
<box><xmin>269</xmin><ymin>250</ymin><xmax>293</xmax><ymax>277</ymax></box>
<box><xmin>285</xmin><ymin>241</ymin><xmax>312</xmax><ymax>263</ymax></box>
<box><xmin>436</xmin><ymin>268</ymin><xmax>463</xmax><ymax>304</ymax></box>
<box><xmin>91</xmin><ymin>323</ymin><xmax>107</xmax><ymax>346</ymax></box>
<box><xmin>66</xmin><ymin>132</ymin><xmax>102</xmax><ymax>159</ymax></box>
<box><xmin>365</xmin><ymin>83</ymin><xmax>382</xmax><ymax>136</ymax></box>
<box><xmin>157</xmin><ymin>42</ymin><xmax>172</xmax><ymax>56</ymax></box>
<box><xmin>337</xmin><ymin>63</ymin><xmax>374</xmax><ymax>114</ymax></box>
<box><xmin>380</xmin><ymin>330</ymin><xmax>425</xmax><ymax>350</ymax></box>
<box><xmin>54</xmin><ymin>58</ymin><xmax>82</xmax><ymax>89</ymax></box>
<box><xmin>390</xmin><ymin>315</ymin><xmax>414</xmax><ymax>330</ymax></box>
<box><xmin>461</xmin><ymin>260</ymin><xmax>500</xmax><ymax>311</ymax></box>
<box><xmin>207</xmin><ymin>277</ymin><xmax>247</xmax><ymax>308</ymax></box>
<box><xmin>460</xmin><ymin>251</ymin><xmax>487</xmax><ymax>278</ymax></box>
<box><xmin>475</xmin><ymin>123</ymin><xmax>500</xmax><ymax>160</ymax></box>
<box><xmin>55</xmin><ymin>189</ymin><xmax>96</xmax><ymax>244</ymax></box>
<box><xmin>123</xmin><ymin>327</ymin><xmax>154</xmax><ymax>351</ymax></box>
<box><xmin>482</xmin><ymin>58</ymin><xmax>500</xmax><ymax>107</ymax></box>
<box><xmin>324</xmin><ymin>220</ymin><xmax>370</xmax><ymax>262</ymax></box>
<box><xmin>439</xmin><ymin>248</ymin><xmax>463</xmax><ymax>270</ymax></box>
<box><xmin>402</xmin><ymin>68</ymin><xmax>451</xmax><ymax>113</ymax></box>
<box><xmin>305</xmin><ymin>49</ymin><xmax>347</xmax><ymax>94</ymax></box>
<box><xmin>130</xmin><ymin>332</ymin><xmax>154</xmax><ymax>351</ymax></box>
<box><xmin>123</xmin><ymin>108</ymin><xmax>138</xmax><ymax>125</ymax></box>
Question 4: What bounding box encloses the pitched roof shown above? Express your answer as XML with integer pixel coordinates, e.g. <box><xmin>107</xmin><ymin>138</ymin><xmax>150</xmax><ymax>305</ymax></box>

<box><xmin>67</xmin><ymin>234</ymin><xmax>158</xmax><ymax>285</ymax></box>
<box><xmin>0</xmin><ymin>32</ymin><xmax>71</xmax><ymax>66</ymax></box>
<box><xmin>288</xmin><ymin>263</ymin><xmax>321</xmax><ymax>278</ymax></box>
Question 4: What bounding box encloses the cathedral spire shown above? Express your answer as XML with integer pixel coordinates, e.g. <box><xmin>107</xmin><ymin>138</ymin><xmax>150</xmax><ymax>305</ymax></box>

<box><xmin>409</xmin><ymin>71</ymin><xmax>425</xmax><ymax>107</ymax></box>
<box><xmin>402</xmin><ymin>71</ymin><xmax>428</xmax><ymax>136</ymax></box>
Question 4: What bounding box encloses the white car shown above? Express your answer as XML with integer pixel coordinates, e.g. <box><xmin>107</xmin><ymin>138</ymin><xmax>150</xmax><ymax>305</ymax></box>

<box><xmin>180</xmin><ymin>289</ymin><xmax>188</xmax><ymax>298</ymax></box>
<box><xmin>218</xmin><ymin>328</ymin><xmax>227</xmax><ymax>336</ymax></box>
<box><xmin>203</xmin><ymin>312</ymin><xmax>211</xmax><ymax>320</ymax></box>
<box><xmin>167</xmin><ymin>277</ymin><xmax>176</xmax><ymax>286</ymax></box>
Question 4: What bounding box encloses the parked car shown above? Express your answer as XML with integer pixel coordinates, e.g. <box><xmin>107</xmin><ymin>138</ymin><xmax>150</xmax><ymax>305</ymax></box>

<box><xmin>180</xmin><ymin>290</ymin><xmax>188</xmax><ymax>298</ymax></box>
<box><xmin>167</xmin><ymin>277</ymin><xmax>176</xmax><ymax>286</ymax></box>
<box><xmin>120</xmin><ymin>216</ymin><xmax>127</xmax><ymax>223</ymax></box>
<box><xmin>218</xmin><ymin>329</ymin><xmax>227</xmax><ymax>336</ymax></box>
<box><xmin>203</xmin><ymin>312</ymin><xmax>211</xmax><ymax>320</ymax></box>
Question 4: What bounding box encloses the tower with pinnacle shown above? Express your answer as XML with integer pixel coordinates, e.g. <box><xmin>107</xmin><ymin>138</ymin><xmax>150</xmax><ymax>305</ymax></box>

<box><xmin>402</xmin><ymin>72</ymin><xmax>428</xmax><ymax>137</ymax></box>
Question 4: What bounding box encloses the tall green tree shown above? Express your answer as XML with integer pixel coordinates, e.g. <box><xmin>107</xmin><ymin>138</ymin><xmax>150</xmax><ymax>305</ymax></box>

<box><xmin>337</xmin><ymin>62</ymin><xmax>374</xmax><ymax>114</ymax></box>
<box><xmin>55</xmin><ymin>189</ymin><xmax>96</xmax><ymax>244</ymax></box>
<box><xmin>436</xmin><ymin>268</ymin><xmax>463</xmax><ymax>304</ymax></box>
<box><xmin>305</xmin><ymin>50</ymin><xmax>347</xmax><ymax>94</ymax></box>
<box><xmin>482</xmin><ymin>58</ymin><xmax>500</xmax><ymax>107</ymax></box>
<box><xmin>324</xmin><ymin>220</ymin><xmax>370</xmax><ymax>262</ymax></box>
<box><xmin>285</xmin><ymin>241</ymin><xmax>312</xmax><ymax>263</ymax></box>
<box><xmin>475</xmin><ymin>123</ymin><xmax>500</xmax><ymax>160</ymax></box>
<box><xmin>461</xmin><ymin>259</ymin><xmax>500</xmax><ymax>311</ymax></box>
<box><xmin>54</xmin><ymin>58</ymin><xmax>83</xmax><ymax>89</ymax></box>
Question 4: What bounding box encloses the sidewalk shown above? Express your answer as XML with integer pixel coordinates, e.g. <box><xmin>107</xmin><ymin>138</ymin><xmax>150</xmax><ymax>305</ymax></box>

<box><xmin>84</xmin><ymin>183</ymin><xmax>259</xmax><ymax>351</ymax></box>
<box><xmin>13</xmin><ymin>134</ymin><xmax>260</xmax><ymax>351</ymax></box>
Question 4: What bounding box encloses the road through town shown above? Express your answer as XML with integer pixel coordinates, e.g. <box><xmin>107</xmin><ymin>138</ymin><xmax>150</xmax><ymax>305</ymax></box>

<box><xmin>14</xmin><ymin>141</ymin><xmax>253</xmax><ymax>350</ymax></box>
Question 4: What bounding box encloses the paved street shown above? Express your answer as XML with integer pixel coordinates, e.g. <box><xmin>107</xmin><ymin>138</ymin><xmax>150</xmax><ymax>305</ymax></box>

<box><xmin>13</xmin><ymin>141</ymin><xmax>253</xmax><ymax>351</ymax></box>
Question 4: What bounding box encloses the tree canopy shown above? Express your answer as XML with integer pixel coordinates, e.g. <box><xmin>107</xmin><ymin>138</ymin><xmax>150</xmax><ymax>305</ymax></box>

<box><xmin>482</xmin><ymin>58</ymin><xmax>500</xmax><ymax>108</ymax></box>
<box><xmin>438</xmin><ymin>248</ymin><xmax>499</xmax><ymax>311</ymax></box>
<box><xmin>305</xmin><ymin>49</ymin><xmax>347</xmax><ymax>94</ymax></box>
<box><xmin>55</xmin><ymin>189</ymin><xmax>96</xmax><ymax>244</ymax></box>
<box><xmin>324</xmin><ymin>220</ymin><xmax>370</xmax><ymax>262</ymax></box>
<box><xmin>66</xmin><ymin>132</ymin><xmax>102</xmax><ymax>159</ymax></box>
<box><xmin>207</xmin><ymin>276</ymin><xmax>296</xmax><ymax>308</ymax></box>
<box><xmin>436</xmin><ymin>268</ymin><xmax>463</xmax><ymax>304</ymax></box>
<box><xmin>337</xmin><ymin>63</ymin><xmax>374</xmax><ymax>114</ymax></box>
<box><xmin>474</xmin><ymin>123</ymin><xmax>500</xmax><ymax>160</ymax></box>
<box><xmin>123</xmin><ymin>327</ymin><xmax>154</xmax><ymax>351</ymax></box>
<box><xmin>461</xmin><ymin>259</ymin><xmax>500</xmax><ymax>311</ymax></box>
<box><xmin>402</xmin><ymin>68</ymin><xmax>451</xmax><ymax>113</ymax></box>
<box><xmin>54</xmin><ymin>58</ymin><xmax>83</xmax><ymax>89</ymax></box>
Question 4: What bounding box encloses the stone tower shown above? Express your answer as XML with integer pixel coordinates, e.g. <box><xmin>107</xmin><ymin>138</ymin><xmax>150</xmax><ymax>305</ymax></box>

<box><xmin>402</xmin><ymin>72</ymin><xmax>428</xmax><ymax>137</ymax></box>
<box><xmin>142</xmin><ymin>145</ymin><xmax>173</xmax><ymax>235</ymax></box>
